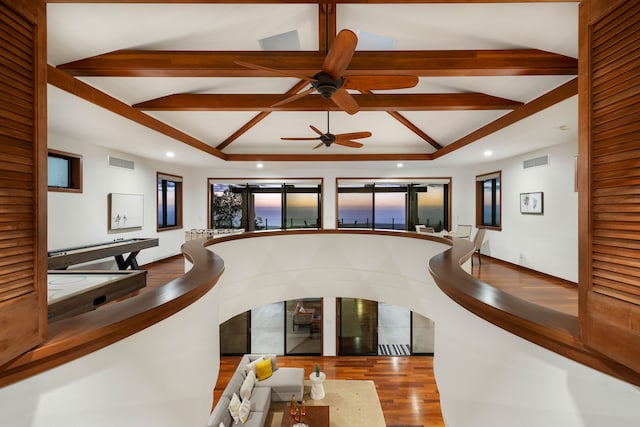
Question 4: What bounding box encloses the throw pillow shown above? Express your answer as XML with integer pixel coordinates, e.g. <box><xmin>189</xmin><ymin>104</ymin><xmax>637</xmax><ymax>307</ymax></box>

<box><xmin>228</xmin><ymin>393</ymin><xmax>241</xmax><ymax>424</ymax></box>
<box><xmin>255</xmin><ymin>357</ymin><xmax>273</xmax><ymax>381</ymax></box>
<box><xmin>238</xmin><ymin>398</ymin><xmax>251</xmax><ymax>424</ymax></box>
<box><xmin>219</xmin><ymin>423</ymin><xmax>226</xmax><ymax>427</ymax></box>
<box><xmin>244</xmin><ymin>356</ymin><xmax>264</xmax><ymax>375</ymax></box>
<box><xmin>239</xmin><ymin>370</ymin><xmax>255</xmax><ymax>400</ymax></box>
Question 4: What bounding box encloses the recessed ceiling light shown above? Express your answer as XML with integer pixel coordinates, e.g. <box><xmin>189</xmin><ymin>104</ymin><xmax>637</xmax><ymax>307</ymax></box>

<box><xmin>165</xmin><ymin>151</ymin><xmax>175</xmax><ymax>158</ymax></box>
<box><xmin>484</xmin><ymin>150</ymin><xmax>493</xmax><ymax>157</ymax></box>
<box><xmin>397</xmin><ymin>163</ymin><xmax>404</xmax><ymax>168</ymax></box>
<box><xmin>256</xmin><ymin>163</ymin><xmax>264</xmax><ymax>169</ymax></box>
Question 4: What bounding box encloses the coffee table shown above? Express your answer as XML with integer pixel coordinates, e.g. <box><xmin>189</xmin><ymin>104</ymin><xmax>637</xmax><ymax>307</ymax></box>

<box><xmin>280</xmin><ymin>405</ymin><xmax>329</xmax><ymax>427</ymax></box>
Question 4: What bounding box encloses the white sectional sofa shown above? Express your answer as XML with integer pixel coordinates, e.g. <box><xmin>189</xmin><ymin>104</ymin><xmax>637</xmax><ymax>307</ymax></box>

<box><xmin>207</xmin><ymin>354</ymin><xmax>304</xmax><ymax>427</ymax></box>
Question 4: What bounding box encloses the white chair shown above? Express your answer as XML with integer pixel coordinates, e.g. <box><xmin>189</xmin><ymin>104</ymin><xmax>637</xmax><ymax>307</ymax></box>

<box><xmin>471</xmin><ymin>228</ymin><xmax>486</xmax><ymax>266</ymax></box>
<box><xmin>455</xmin><ymin>224</ymin><xmax>472</xmax><ymax>239</ymax></box>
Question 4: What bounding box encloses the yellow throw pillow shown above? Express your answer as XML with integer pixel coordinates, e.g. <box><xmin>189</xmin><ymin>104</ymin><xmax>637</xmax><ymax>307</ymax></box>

<box><xmin>255</xmin><ymin>357</ymin><xmax>273</xmax><ymax>381</ymax></box>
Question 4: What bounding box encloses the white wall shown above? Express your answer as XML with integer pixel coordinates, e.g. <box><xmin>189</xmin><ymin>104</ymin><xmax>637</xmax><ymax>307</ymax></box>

<box><xmin>434</xmin><ymin>285</ymin><xmax>640</xmax><ymax>427</ymax></box>
<box><xmin>472</xmin><ymin>141</ymin><xmax>579</xmax><ymax>282</ymax></box>
<box><xmin>48</xmin><ymin>136</ymin><xmax>577</xmax><ymax>280</ymax></box>
<box><xmin>1</xmin><ymin>233</ymin><xmax>631</xmax><ymax>427</ymax></box>
<box><xmin>48</xmin><ymin>135</ymin><xmax>209</xmax><ymax>267</ymax></box>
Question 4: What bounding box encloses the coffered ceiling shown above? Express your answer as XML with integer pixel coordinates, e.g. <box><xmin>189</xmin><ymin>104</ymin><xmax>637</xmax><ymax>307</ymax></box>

<box><xmin>46</xmin><ymin>1</ymin><xmax>579</xmax><ymax>167</ymax></box>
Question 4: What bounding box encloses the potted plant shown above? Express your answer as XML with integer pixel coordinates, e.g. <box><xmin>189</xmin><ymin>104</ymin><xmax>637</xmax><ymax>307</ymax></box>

<box><xmin>314</xmin><ymin>364</ymin><xmax>321</xmax><ymax>377</ymax></box>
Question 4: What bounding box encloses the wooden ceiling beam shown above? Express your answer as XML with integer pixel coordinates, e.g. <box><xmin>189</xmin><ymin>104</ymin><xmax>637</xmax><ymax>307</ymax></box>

<box><xmin>134</xmin><ymin>93</ymin><xmax>523</xmax><ymax>111</ymax></box>
<box><xmin>216</xmin><ymin>80</ymin><xmax>309</xmax><ymax>150</ymax></box>
<box><xmin>57</xmin><ymin>49</ymin><xmax>577</xmax><ymax>77</ymax></box>
<box><xmin>47</xmin><ymin>66</ymin><xmax>227</xmax><ymax>160</ymax></box>
<box><xmin>46</xmin><ymin>1</ymin><xmax>584</xmax><ymax>4</ymax></box>
<box><xmin>225</xmin><ymin>152</ymin><xmax>434</xmax><ymax>162</ymax></box>
<box><xmin>432</xmin><ymin>77</ymin><xmax>578</xmax><ymax>159</ymax></box>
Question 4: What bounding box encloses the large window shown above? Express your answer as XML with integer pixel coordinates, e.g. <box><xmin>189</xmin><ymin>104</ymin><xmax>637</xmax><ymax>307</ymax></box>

<box><xmin>209</xmin><ymin>179</ymin><xmax>322</xmax><ymax>231</ymax></box>
<box><xmin>48</xmin><ymin>149</ymin><xmax>82</xmax><ymax>193</ymax></box>
<box><xmin>157</xmin><ymin>172</ymin><xmax>183</xmax><ymax>230</ymax></box>
<box><xmin>476</xmin><ymin>171</ymin><xmax>501</xmax><ymax>229</ymax></box>
<box><xmin>337</xmin><ymin>179</ymin><xmax>450</xmax><ymax>232</ymax></box>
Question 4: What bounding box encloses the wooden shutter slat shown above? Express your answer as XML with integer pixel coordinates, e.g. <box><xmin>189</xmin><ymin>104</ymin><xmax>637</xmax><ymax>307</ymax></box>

<box><xmin>591</xmin><ymin>0</ymin><xmax>639</xmax><ymax>47</ymax></box>
<box><xmin>0</xmin><ymin>4</ymin><xmax>33</xmax><ymax>39</ymax></box>
<box><xmin>0</xmin><ymin>0</ymin><xmax>45</xmax><ymax>367</ymax></box>
<box><xmin>593</xmin><ymin>236</ymin><xmax>640</xmax><ymax>251</ymax></box>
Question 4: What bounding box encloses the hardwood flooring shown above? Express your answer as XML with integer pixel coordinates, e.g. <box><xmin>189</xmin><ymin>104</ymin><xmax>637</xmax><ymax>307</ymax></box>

<box><xmin>470</xmin><ymin>255</ymin><xmax>578</xmax><ymax>316</ymax></box>
<box><xmin>214</xmin><ymin>355</ymin><xmax>444</xmax><ymax>427</ymax></box>
<box><xmin>139</xmin><ymin>251</ymin><xmax>579</xmax><ymax>427</ymax></box>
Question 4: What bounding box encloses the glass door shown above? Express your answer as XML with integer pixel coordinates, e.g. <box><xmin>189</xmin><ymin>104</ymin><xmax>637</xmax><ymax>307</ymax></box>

<box><xmin>285</xmin><ymin>298</ymin><xmax>322</xmax><ymax>355</ymax></box>
<box><xmin>338</xmin><ymin>298</ymin><xmax>378</xmax><ymax>355</ymax></box>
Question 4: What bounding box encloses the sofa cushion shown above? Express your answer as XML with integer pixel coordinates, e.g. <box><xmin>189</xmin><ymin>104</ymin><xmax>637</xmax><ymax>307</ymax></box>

<box><xmin>254</xmin><ymin>367</ymin><xmax>304</xmax><ymax>402</ymax></box>
<box><xmin>247</xmin><ymin>354</ymin><xmax>278</xmax><ymax>372</ymax></box>
<box><xmin>228</xmin><ymin>393</ymin><xmax>242</xmax><ymax>424</ymax></box>
<box><xmin>249</xmin><ymin>386</ymin><xmax>271</xmax><ymax>414</ymax></box>
<box><xmin>255</xmin><ymin>358</ymin><xmax>273</xmax><ymax>381</ymax></box>
<box><xmin>244</xmin><ymin>356</ymin><xmax>264</xmax><ymax>376</ymax></box>
<box><xmin>240</xmin><ymin>370</ymin><xmax>256</xmax><ymax>400</ymax></box>
<box><xmin>206</xmin><ymin>395</ymin><xmax>231</xmax><ymax>427</ymax></box>
<box><xmin>238</xmin><ymin>398</ymin><xmax>251</xmax><ymax>423</ymax></box>
<box><xmin>222</xmin><ymin>372</ymin><xmax>245</xmax><ymax>400</ymax></box>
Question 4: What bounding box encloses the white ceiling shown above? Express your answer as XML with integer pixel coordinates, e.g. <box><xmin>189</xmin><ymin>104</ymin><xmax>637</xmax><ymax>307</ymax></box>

<box><xmin>46</xmin><ymin>2</ymin><xmax>579</xmax><ymax>169</ymax></box>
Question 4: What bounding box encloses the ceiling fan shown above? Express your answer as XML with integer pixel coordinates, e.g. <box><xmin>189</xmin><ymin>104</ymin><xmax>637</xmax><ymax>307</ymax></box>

<box><xmin>235</xmin><ymin>29</ymin><xmax>419</xmax><ymax>115</ymax></box>
<box><xmin>281</xmin><ymin>112</ymin><xmax>371</xmax><ymax>149</ymax></box>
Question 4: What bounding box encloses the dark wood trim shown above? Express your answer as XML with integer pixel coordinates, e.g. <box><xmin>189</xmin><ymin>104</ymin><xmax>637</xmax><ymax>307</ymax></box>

<box><xmin>134</xmin><ymin>93</ymin><xmax>522</xmax><ymax>112</ymax></box>
<box><xmin>47</xmin><ymin>148</ymin><xmax>83</xmax><ymax>193</ymax></box>
<box><xmin>46</xmin><ymin>66</ymin><xmax>227</xmax><ymax>160</ymax></box>
<box><xmin>56</xmin><ymin>50</ymin><xmax>578</xmax><ymax>78</ymax></box>
<box><xmin>47</xmin><ymin>1</ymin><xmax>583</xmax><ymax>4</ymax></box>
<box><xmin>434</xmin><ymin>78</ymin><xmax>578</xmax><ymax>159</ymax></box>
<box><xmin>385</xmin><ymin>110</ymin><xmax>442</xmax><ymax>150</ymax></box>
<box><xmin>3</xmin><ymin>229</ymin><xmax>638</xmax><ymax>388</ymax></box>
<box><xmin>215</xmin><ymin>80</ymin><xmax>310</xmax><ymax>150</ymax></box>
<box><xmin>429</xmin><ymin>236</ymin><xmax>640</xmax><ymax>386</ymax></box>
<box><xmin>225</xmin><ymin>153</ymin><xmax>433</xmax><ymax>162</ymax></box>
<box><xmin>0</xmin><ymin>238</ymin><xmax>224</xmax><ymax>387</ymax></box>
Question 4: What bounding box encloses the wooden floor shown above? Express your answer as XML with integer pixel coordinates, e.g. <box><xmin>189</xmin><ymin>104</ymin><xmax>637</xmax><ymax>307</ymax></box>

<box><xmin>139</xmin><ymin>252</ymin><xmax>579</xmax><ymax>427</ymax></box>
<box><xmin>470</xmin><ymin>254</ymin><xmax>578</xmax><ymax>316</ymax></box>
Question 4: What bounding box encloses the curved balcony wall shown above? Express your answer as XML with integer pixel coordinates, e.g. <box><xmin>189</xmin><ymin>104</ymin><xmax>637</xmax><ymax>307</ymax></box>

<box><xmin>0</xmin><ymin>231</ymin><xmax>638</xmax><ymax>427</ymax></box>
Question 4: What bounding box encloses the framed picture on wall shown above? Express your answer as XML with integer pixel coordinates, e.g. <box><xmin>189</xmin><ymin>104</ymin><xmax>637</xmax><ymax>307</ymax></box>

<box><xmin>520</xmin><ymin>192</ymin><xmax>543</xmax><ymax>214</ymax></box>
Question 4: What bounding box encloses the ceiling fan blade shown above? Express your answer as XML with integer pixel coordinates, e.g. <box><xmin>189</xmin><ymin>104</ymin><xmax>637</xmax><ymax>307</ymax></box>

<box><xmin>271</xmin><ymin>87</ymin><xmax>315</xmax><ymax>107</ymax></box>
<box><xmin>335</xmin><ymin>131</ymin><xmax>372</xmax><ymax>140</ymax></box>
<box><xmin>322</xmin><ymin>29</ymin><xmax>358</xmax><ymax>80</ymax></box>
<box><xmin>235</xmin><ymin>60</ymin><xmax>316</xmax><ymax>81</ymax></box>
<box><xmin>312</xmin><ymin>142</ymin><xmax>325</xmax><ymax>150</ymax></box>
<box><xmin>334</xmin><ymin>140</ymin><xmax>364</xmax><ymax>148</ymax></box>
<box><xmin>343</xmin><ymin>75</ymin><xmax>419</xmax><ymax>91</ymax></box>
<box><xmin>331</xmin><ymin>86</ymin><xmax>359</xmax><ymax>115</ymax></box>
<box><xmin>281</xmin><ymin>137</ymin><xmax>320</xmax><ymax>141</ymax></box>
<box><xmin>309</xmin><ymin>125</ymin><xmax>325</xmax><ymax>136</ymax></box>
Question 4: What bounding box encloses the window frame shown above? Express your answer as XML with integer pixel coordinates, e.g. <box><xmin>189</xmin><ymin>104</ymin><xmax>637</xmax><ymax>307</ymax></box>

<box><xmin>157</xmin><ymin>172</ymin><xmax>183</xmax><ymax>231</ymax></box>
<box><xmin>208</xmin><ymin>178</ymin><xmax>323</xmax><ymax>231</ymax></box>
<box><xmin>475</xmin><ymin>171</ymin><xmax>502</xmax><ymax>230</ymax></box>
<box><xmin>336</xmin><ymin>178</ymin><xmax>451</xmax><ymax>232</ymax></box>
<box><xmin>47</xmin><ymin>149</ymin><xmax>82</xmax><ymax>193</ymax></box>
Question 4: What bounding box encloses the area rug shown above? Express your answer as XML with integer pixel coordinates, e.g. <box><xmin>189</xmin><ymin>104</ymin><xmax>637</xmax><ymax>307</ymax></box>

<box><xmin>266</xmin><ymin>379</ymin><xmax>385</xmax><ymax>427</ymax></box>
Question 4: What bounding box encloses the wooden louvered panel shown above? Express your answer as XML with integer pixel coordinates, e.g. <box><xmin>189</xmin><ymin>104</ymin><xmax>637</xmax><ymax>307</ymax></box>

<box><xmin>0</xmin><ymin>0</ymin><xmax>46</xmax><ymax>367</ymax></box>
<box><xmin>580</xmin><ymin>0</ymin><xmax>640</xmax><ymax>373</ymax></box>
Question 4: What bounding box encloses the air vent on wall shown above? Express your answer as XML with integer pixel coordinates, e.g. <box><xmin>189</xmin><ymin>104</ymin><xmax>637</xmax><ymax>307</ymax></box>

<box><xmin>108</xmin><ymin>156</ymin><xmax>135</xmax><ymax>170</ymax></box>
<box><xmin>523</xmin><ymin>155</ymin><xmax>549</xmax><ymax>169</ymax></box>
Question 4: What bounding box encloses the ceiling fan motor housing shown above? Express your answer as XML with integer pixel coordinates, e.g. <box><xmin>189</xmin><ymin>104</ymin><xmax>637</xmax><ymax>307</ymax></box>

<box><xmin>313</xmin><ymin>73</ymin><xmax>343</xmax><ymax>99</ymax></box>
